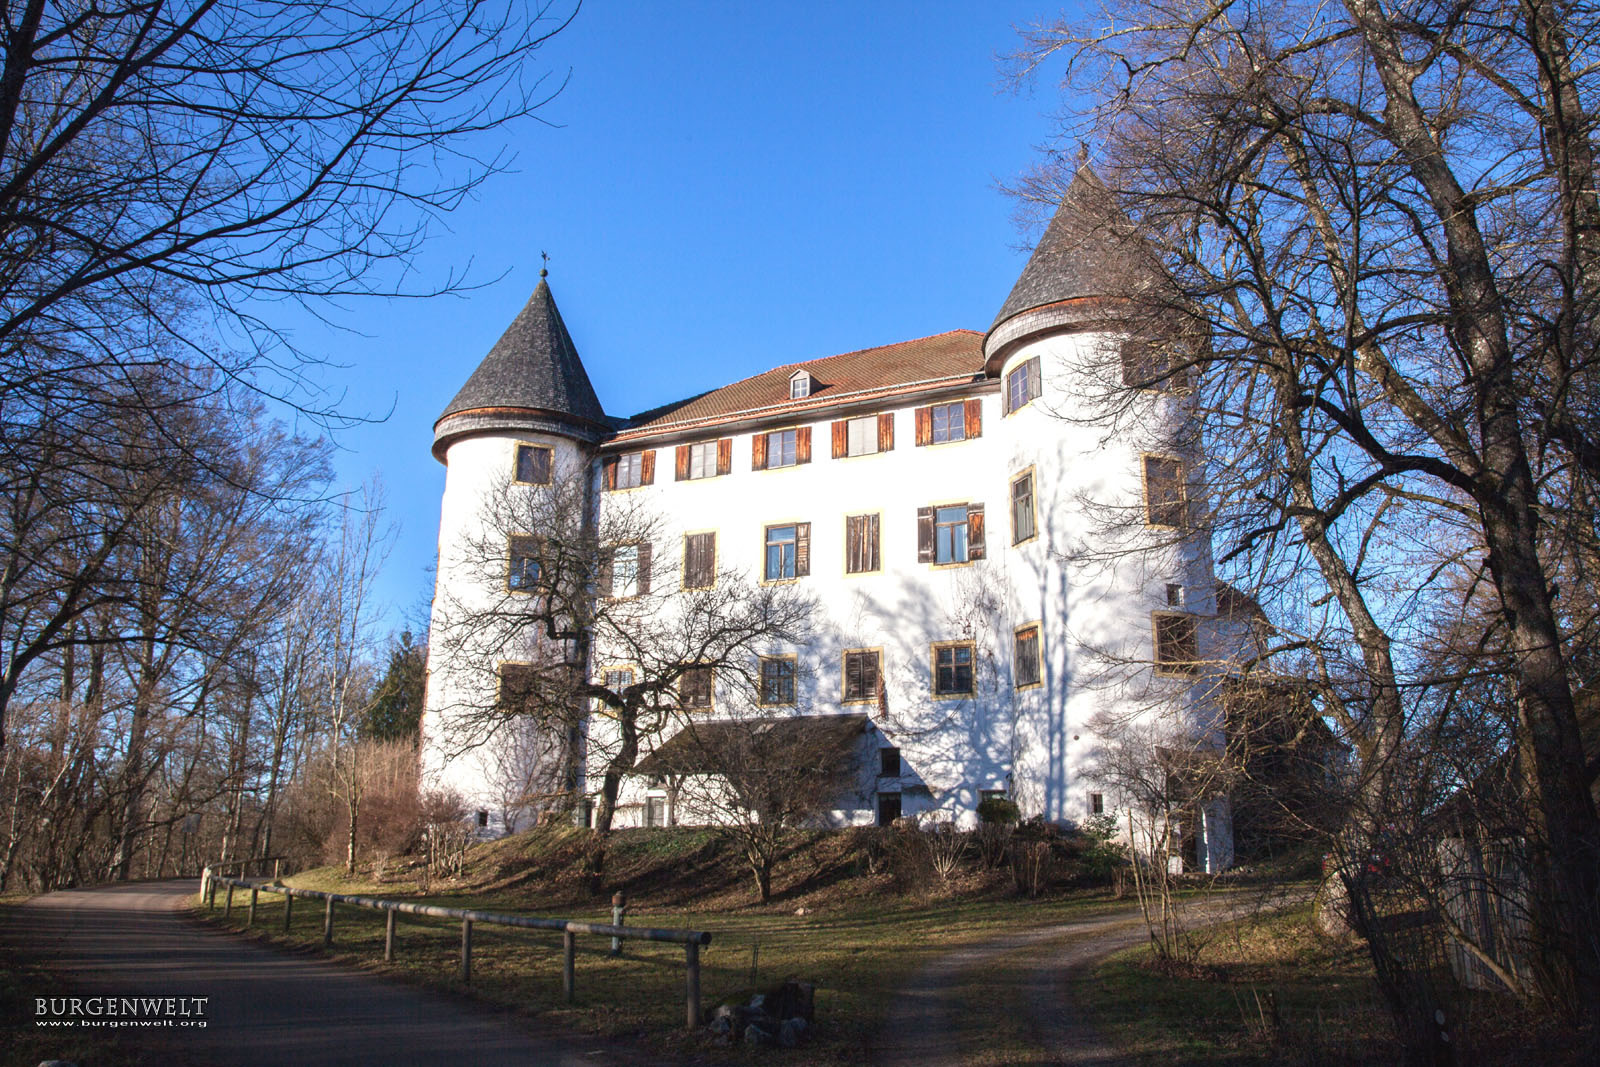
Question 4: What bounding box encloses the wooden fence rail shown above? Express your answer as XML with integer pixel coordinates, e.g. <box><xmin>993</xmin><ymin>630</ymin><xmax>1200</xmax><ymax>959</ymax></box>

<box><xmin>200</xmin><ymin>870</ymin><xmax>712</xmax><ymax>1029</ymax></box>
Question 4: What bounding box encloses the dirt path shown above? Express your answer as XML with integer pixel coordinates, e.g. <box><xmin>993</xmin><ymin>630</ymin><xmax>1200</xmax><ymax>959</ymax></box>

<box><xmin>2</xmin><ymin>880</ymin><xmax>656</xmax><ymax>1067</ymax></box>
<box><xmin>874</xmin><ymin>892</ymin><xmax>1278</xmax><ymax>1066</ymax></box>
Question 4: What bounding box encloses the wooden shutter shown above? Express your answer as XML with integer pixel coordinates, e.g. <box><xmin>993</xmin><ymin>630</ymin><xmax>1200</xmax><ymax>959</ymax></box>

<box><xmin>914</xmin><ymin>406</ymin><xmax>932</xmax><ymax>446</ymax></box>
<box><xmin>684</xmin><ymin>532</ymin><xmax>714</xmax><ymax>588</ymax></box>
<box><xmin>640</xmin><ymin>449</ymin><xmax>656</xmax><ymax>485</ymax></box>
<box><xmin>1144</xmin><ymin>456</ymin><xmax>1185</xmax><ymax>526</ymax></box>
<box><xmin>796</xmin><ymin>426</ymin><xmax>812</xmax><ymax>464</ymax></box>
<box><xmin>967</xmin><ymin>503</ymin><xmax>986</xmax><ymax>560</ymax></box>
<box><xmin>716</xmin><ymin>437</ymin><xmax>732</xmax><ymax>475</ymax></box>
<box><xmin>601</xmin><ymin>455</ymin><xmax>619</xmax><ymax>490</ymax></box>
<box><xmin>637</xmin><ymin>541</ymin><xmax>652</xmax><ymax>595</ymax></box>
<box><xmin>831</xmin><ymin>420</ymin><xmax>848</xmax><ymax>458</ymax></box>
<box><xmin>916</xmin><ymin>506</ymin><xmax>935</xmax><ymax>562</ymax></box>
<box><xmin>1027</xmin><ymin>357</ymin><xmax>1042</xmax><ymax>401</ymax></box>
<box><xmin>964</xmin><ymin>398</ymin><xmax>982</xmax><ymax>439</ymax></box>
<box><xmin>675</xmin><ymin>445</ymin><xmax>690</xmax><ymax>481</ymax></box>
<box><xmin>878</xmin><ymin>413</ymin><xmax>894</xmax><ymax>451</ymax></box>
<box><xmin>795</xmin><ymin>522</ymin><xmax>811</xmax><ymax>576</ymax></box>
<box><xmin>752</xmin><ymin>433</ymin><xmax>768</xmax><ymax>471</ymax></box>
<box><xmin>845</xmin><ymin>515</ymin><xmax>863</xmax><ymax>573</ymax></box>
<box><xmin>867</xmin><ymin>513</ymin><xmax>880</xmax><ymax>571</ymax></box>
<box><xmin>598</xmin><ymin>548</ymin><xmax>614</xmax><ymax>597</ymax></box>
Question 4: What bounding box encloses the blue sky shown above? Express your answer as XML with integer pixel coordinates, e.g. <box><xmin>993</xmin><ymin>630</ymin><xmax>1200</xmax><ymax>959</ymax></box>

<box><xmin>300</xmin><ymin>2</ymin><xmax>1083</xmax><ymax>630</ymax></box>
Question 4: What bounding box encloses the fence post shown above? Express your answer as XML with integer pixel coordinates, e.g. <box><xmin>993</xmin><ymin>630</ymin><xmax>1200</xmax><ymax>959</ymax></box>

<box><xmin>283</xmin><ymin>890</ymin><xmax>293</xmax><ymax>932</ymax></box>
<box><xmin>248</xmin><ymin>887</ymin><xmax>258</xmax><ymax>926</ymax></box>
<box><xmin>685</xmin><ymin>940</ymin><xmax>701</xmax><ymax>1030</ymax></box>
<box><xmin>563</xmin><ymin>929</ymin><xmax>576</xmax><ymax>1003</ymax></box>
<box><xmin>273</xmin><ymin>858</ymin><xmax>282</xmax><ymax>880</ymax></box>
<box><xmin>611</xmin><ymin>891</ymin><xmax>626</xmax><ymax>956</ymax></box>
<box><xmin>224</xmin><ymin>884</ymin><xmax>233</xmax><ymax>919</ymax></box>
<box><xmin>460</xmin><ymin>920</ymin><xmax>473</xmax><ymax>984</ymax></box>
<box><xmin>323</xmin><ymin>896</ymin><xmax>334</xmax><ymax>947</ymax></box>
<box><xmin>385</xmin><ymin>909</ymin><xmax>397</xmax><ymax>962</ymax></box>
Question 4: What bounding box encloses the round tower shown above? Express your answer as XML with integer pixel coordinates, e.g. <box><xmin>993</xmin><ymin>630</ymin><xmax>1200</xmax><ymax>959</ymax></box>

<box><xmin>984</xmin><ymin>167</ymin><xmax>1229</xmax><ymax>869</ymax></box>
<box><xmin>423</xmin><ymin>272</ymin><xmax>610</xmax><ymax>833</ymax></box>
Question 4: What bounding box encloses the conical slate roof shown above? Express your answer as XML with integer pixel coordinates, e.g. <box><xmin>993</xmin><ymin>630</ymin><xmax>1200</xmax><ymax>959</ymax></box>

<box><xmin>988</xmin><ymin>166</ymin><xmax>1165</xmax><ymax>334</ymax></box>
<box><xmin>437</xmin><ymin>277</ymin><xmax>607</xmax><ymax>428</ymax></box>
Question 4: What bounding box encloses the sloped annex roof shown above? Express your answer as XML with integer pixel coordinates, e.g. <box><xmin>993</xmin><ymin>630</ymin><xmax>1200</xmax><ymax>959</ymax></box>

<box><xmin>988</xmin><ymin>166</ymin><xmax>1167</xmax><ymax>336</ymax></box>
<box><xmin>633</xmin><ymin>713</ymin><xmax>869</xmax><ymax>776</ymax></box>
<box><xmin>436</xmin><ymin>278</ymin><xmax>608</xmax><ymax>430</ymax></box>
<box><xmin>612</xmin><ymin>331</ymin><xmax>985</xmax><ymax>442</ymax></box>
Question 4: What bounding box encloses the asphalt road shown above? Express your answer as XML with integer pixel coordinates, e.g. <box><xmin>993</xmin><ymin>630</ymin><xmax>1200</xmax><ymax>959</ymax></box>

<box><xmin>4</xmin><ymin>880</ymin><xmax>651</xmax><ymax>1067</ymax></box>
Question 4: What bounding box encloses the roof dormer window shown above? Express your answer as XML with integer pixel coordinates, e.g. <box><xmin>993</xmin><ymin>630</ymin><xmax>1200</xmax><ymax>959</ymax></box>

<box><xmin>789</xmin><ymin>370</ymin><xmax>812</xmax><ymax>400</ymax></box>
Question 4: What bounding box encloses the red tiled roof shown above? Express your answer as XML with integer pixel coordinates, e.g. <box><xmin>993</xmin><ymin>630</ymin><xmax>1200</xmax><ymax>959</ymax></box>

<box><xmin>613</xmin><ymin>330</ymin><xmax>986</xmax><ymax>441</ymax></box>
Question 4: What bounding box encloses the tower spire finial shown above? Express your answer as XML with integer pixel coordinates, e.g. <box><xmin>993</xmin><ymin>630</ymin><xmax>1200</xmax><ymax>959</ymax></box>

<box><xmin>539</xmin><ymin>249</ymin><xmax>550</xmax><ymax>278</ymax></box>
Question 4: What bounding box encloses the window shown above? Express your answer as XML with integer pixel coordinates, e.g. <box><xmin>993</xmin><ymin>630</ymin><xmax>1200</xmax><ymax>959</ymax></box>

<box><xmin>843</xmin><ymin>650</ymin><xmax>881</xmax><ymax>703</ymax></box>
<box><xmin>1143</xmin><ymin>455</ymin><xmax>1186</xmax><ymax>527</ymax></box>
<box><xmin>879</xmin><ymin>747</ymin><xmax>901</xmax><ymax>777</ymax></box>
<box><xmin>603</xmin><ymin>450</ymin><xmax>655</xmax><ymax>490</ymax></box>
<box><xmin>770</xmin><ymin>429</ymin><xmax>797</xmax><ymax>467</ymax></box>
<box><xmin>1153</xmin><ymin>612</ymin><xmax>1201</xmax><ymax>675</ymax></box>
<box><xmin>934</xmin><ymin>643</ymin><xmax>975</xmax><ymax>696</ymax></box>
<box><xmin>679</xmin><ymin>667</ymin><xmax>713</xmax><ymax>709</ymax></box>
<box><xmin>760</xmin><ymin>657</ymin><xmax>796</xmax><ymax>705</ymax></box>
<box><xmin>507</xmin><ymin>535</ymin><xmax>541</xmax><ymax>591</ymax></box>
<box><xmin>753</xmin><ymin>426</ymin><xmax>811</xmax><ymax>470</ymax></box>
<box><xmin>845</xmin><ymin>513</ymin><xmax>880</xmax><ymax>574</ymax></box>
<box><xmin>1166</xmin><ymin>583</ymin><xmax>1183</xmax><ymax>608</ymax></box>
<box><xmin>931</xmin><ymin>402</ymin><xmax>965</xmax><ymax>443</ymax></box>
<box><xmin>847</xmin><ymin>416</ymin><xmax>877</xmax><ymax>456</ymax></box>
<box><xmin>498</xmin><ymin>663</ymin><xmax>537</xmax><ymax>711</ymax></box>
<box><xmin>1005</xmin><ymin>357</ymin><xmax>1042</xmax><ymax>414</ymax></box>
<box><xmin>877</xmin><ymin>792</ymin><xmax>901</xmax><ymax>826</ymax></box>
<box><xmin>1014</xmin><ymin>625</ymin><xmax>1041</xmax><ymax>689</ymax></box>
<box><xmin>514</xmin><ymin>444</ymin><xmax>552</xmax><ymax>484</ymax></box>
<box><xmin>1091</xmin><ymin>792</ymin><xmax>1105</xmax><ymax>815</ymax></box>
<box><xmin>1011</xmin><ymin>470</ymin><xmax>1036</xmax><ymax>545</ymax></box>
<box><xmin>604</xmin><ymin>543</ymin><xmax>651</xmax><ymax>599</ymax></box>
<box><xmin>603</xmin><ymin>667</ymin><xmax>635</xmax><ymax>692</ymax></box>
<box><xmin>915</xmin><ymin>399</ymin><xmax>981</xmax><ymax>445</ymax></box>
<box><xmin>683</xmin><ymin>532</ymin><xmax>716</xmax><ymax>589</ymax></box>
<box><xmin>645</xmin><ymin>796</ymin><xmax>667</xmax><ymax>827</ymax></box>
<box><xmin>764</xmin><ymin>522</ymin><xmax>811</xmax><ymax>580</ymax></box>
<box><xmin>477</xmin><ymin>810</ymin><xmax>489</xmax><ymax>829</ymax></box>
<box><xmin>675</xmin><ymin>439</ymin><xmax>731</xmax><ymax>480</ymax></box>
<box><xmin>936</xmin><ymin>506</ymin><xmax>968</xmax><ymax>563</ymax></box>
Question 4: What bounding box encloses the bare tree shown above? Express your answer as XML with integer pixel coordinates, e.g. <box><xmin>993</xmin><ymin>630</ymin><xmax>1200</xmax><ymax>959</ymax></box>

<box><xmin>1009</xmin><ymin>0</ymin><xmax>1600</xmax><ymax>1026</ymax></box>
<box><xmin>429</xmin><ymin>470</ymin><xmax>814</xmax><ymax>881</ymax></box>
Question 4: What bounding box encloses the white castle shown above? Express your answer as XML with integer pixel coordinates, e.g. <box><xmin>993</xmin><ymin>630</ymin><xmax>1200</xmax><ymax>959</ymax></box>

<box><xmin>421</xmin><ymin>168</ymin><xmax>1241</xmax><ymax>873</ymax></box>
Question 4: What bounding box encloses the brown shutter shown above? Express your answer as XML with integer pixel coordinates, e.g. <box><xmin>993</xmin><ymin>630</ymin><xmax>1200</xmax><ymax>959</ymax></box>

<box><xmin>916</xmin><ymin>506</ymin><xmax>935</xmax><ymax>562</ymax></box>
<box><xmin>915</xmin><ymin>406</ymin><xmax>932</xmax><ymax>446</ymax></box>
<box><xmin>964</xmin><ymin>398</ymin><xmax>982</xmax><ymax>439</ymax></box>
<box><xmin>716</xmin><ymin>437</ymin><xmax>732</xmax><ymax>475</ymax></box>
<box><xmin>878</xmin><ymin>412</ymin><xmax>894</xmax><ymax>451</ymax></box>
<box><xmin>601</xmin><ymin>455</ymin><xmax>618</xmax><ymax>490</ymax></box>
<box><xmin>675</xmin><ymin>445</ymin><xmax>690</xmax><ymax>481</ymax></box>
<box><xmin>1002</xmin><ymin>376</ymin><xmax>1011</xmax><ymax>415</ymax></box>
<box><xmin>845</xmin><ymin>515</ymin><xmax>861</xmax><ymax>573</ymax></box>
<box><xmin>796</xmin><ymin>425</ymin><xmax>812</xmax><ymax>464</ymax></box>
<box><xmin>637</xmin><ymin>541</ymin><xmax>652</xmax><ymax>595</ymax></box>
<box><xmin>796</xmin><ymin>524</ymin><xmax>812</xmax><ymax>579</ymax></box>
<box><xmin>752</xmin><ymin>433</ymin><xmax>768</xmax><ymax>471</ymax></box>
<box><xmin>868</xmin><ymin>513</ymin><xmax>880</xmax><ymax>571</ymax></box>
<box><xmin>1027</xmin><ymin>357</ymin><xmax>1042</xmax><ymax>400</ymax></box>
<box><xmin>640</xmin><ymin>449</ymin><xmax>656</xmax><ymax>485</ymax></box>
<box><xmin>967</xmin><ymin>503</ymin><xmax>986</xmax><ymax>560</ymax></box>
<box><xmin>831</xmin><ymin>420</ymin><xmax>848</xmax><ymax>458</ymax></box>
<box><xmin>598</xmin><ymin>548</ymin><xmax>614</xmax><ymax>597</ymax></box>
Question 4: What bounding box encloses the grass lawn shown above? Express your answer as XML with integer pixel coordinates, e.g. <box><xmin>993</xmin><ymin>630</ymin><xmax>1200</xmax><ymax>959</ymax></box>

<box><xmin>1080</xmin><ymin>901</ymin><xmax>1392</xmax><ymax>1065</ymax></box>
<box><xmin>196</xmin><ymin>861</ymin><xmax>1140</xmax><ymax>1064</ymax></box>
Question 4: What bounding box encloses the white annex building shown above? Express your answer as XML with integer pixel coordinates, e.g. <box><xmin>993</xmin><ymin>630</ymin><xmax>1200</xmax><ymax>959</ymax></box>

<box><xmin>422</xmin><ymin>169</ymin><xmax>1242</xmax><ymax>872</ymax></box>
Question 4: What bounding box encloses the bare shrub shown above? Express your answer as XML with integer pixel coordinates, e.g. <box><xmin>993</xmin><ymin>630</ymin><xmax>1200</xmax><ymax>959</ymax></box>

<box><xmin>918</xmin><ymin>816</ymin><xmax>968</xmax><ymax>886</ymax></box>
<box><xmin>1011</xmin><ymin>839</ymin><xmax>1054</xmax><ymax>898</ymax></box>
